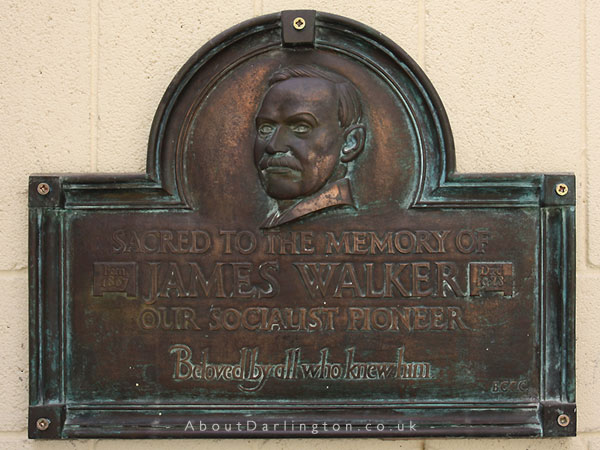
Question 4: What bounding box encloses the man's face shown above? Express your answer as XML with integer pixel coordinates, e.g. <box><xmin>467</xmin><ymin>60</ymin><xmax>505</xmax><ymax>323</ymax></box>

<box><xmin>254</xmin><ymin>77</ymin><xmax>345</xmax><ymax>200</ymax></box>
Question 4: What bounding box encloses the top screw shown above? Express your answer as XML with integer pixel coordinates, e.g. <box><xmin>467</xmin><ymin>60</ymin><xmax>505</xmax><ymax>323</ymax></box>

<box><xmin>293</xmin><ymin>17</ymin><xmax>306</xmax><ymax>30</ymax></box>
<box><xmin>555</xmin><ymin>183</ymin><xmax>569</xmax><ymax>196</ymax></box>
<box><xmin>37</xmin><ymin>182</ymin><xmax>50</xmax><ymax>196</ymax></box>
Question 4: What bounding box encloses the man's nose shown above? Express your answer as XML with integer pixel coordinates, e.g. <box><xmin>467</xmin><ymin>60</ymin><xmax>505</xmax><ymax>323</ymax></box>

<box><xmin>265</xmin><ymin>126</ymin><xmax>288</xmax><ymax>154</ymax></box>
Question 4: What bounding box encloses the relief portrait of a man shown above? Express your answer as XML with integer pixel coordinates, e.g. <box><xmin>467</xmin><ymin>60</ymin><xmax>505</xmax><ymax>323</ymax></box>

<box><xmin>254</xmin><ymin>65</ymin><xmax>366</xmax><ymax>228</ymax></box>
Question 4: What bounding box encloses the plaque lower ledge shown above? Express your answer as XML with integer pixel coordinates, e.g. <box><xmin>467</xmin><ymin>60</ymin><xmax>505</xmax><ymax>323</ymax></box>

<box><xmin>58</xmin><ymin>406</ymin><xmax>544</xmax><ymax>439</ymax></box>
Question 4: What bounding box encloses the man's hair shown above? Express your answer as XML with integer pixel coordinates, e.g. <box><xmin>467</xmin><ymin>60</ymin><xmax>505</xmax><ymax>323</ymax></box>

<box><xmin>268</xmin><ymin>65</ymin><xmax>363</xmax><ymax>128</ymax></box>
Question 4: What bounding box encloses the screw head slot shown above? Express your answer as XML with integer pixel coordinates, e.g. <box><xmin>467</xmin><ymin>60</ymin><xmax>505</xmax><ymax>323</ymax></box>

<box><xmin>36</xmin><ymin>418</ymin><xmax>51</xmax><ymax>431</ymax></box>
<box><xmin>557</xmin><ymin>414</ymin><xmax>570</xmax><ymax>427</ymax></box>
<box><xmin>293</xmin><ymin>17</ymin><xmax>306</xmax><ymax>30</ymax></box>
<box><xmin>555</xmin><ymin>183</ymin><xmax>569</xmax><ymax>196</ymax></box>
<box><xmin>37</xmin><ymin>182</ymin><xmax>50</xmax><ymax>196</ymax></box>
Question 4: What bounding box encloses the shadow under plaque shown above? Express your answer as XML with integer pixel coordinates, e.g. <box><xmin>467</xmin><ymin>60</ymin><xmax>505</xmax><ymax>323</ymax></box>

<box><xmin>28</xmin><ymin>10</ymin><xmax>576</xmax><ymax>439</ymax></box>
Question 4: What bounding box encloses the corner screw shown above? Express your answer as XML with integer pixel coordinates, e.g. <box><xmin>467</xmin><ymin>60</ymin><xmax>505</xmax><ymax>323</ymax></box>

<box><xmin>293</xmin><ymin>17</ymin><xmax>306</xmax><ymax>30</ymax></box>
<box><xmin>557</xmin><ymin>414</ymin><xmax>570</xmax><ymax>427</ymax></box>
<box><xmin>36</xmin><ymin>417</ymin><xmax>51</xmax><ymax>431</ymax></box>
<box><xmin>555</xmin><ymin>183</ymin><xmax>569</xmax><ymax>196</ymax></box>
<box><xmin>37</xmin><ymin>182</ymin><xmax>50</xmax><ymax>196</ymax></box>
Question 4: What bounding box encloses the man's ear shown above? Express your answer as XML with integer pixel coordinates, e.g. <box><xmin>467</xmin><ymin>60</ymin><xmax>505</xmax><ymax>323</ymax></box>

<box><xmin>340</xmin><ymin>124</ymin><xmax>366</xmax><ymax>163</ymax></box>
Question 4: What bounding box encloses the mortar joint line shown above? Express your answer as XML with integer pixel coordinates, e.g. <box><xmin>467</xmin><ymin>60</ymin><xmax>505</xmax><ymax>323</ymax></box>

<box><xmin>90</xmin><ymin>0</ymin><xmax>99</xmax><ymax>172</ymax></box>
<box><xmin>581</xmin><ymin>0</ymin><xmax>594</xmax><ymax>268</ymax></box>
<box><xmin>418</xmin><ymin>0</ymin><xmax>426</xmax><ymax>68</ymax></box>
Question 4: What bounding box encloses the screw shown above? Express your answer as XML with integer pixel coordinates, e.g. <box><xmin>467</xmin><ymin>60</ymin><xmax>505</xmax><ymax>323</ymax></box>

<box><xmin>293</xmin><ymin>17</ymin><xmax>306</xmax><ymax>30</ymax></box>
<box><xmin>555</xmin><ymin>183</ymin><xmax>569</xmax><ymax>196</ymax></box>
<box><xmin>557</xmin><ymin>414</ymin><xmax>570</xmax><ymax>427</ymax></box>
<box><xmin>37</xmin><ymin>182</ymin><xmax>50</xmax><ymax>196</ymax></box>
<box><xmin>36</xmin><ymin>418</ymin><xmax>51</xmax><ymax>431</ymax></box>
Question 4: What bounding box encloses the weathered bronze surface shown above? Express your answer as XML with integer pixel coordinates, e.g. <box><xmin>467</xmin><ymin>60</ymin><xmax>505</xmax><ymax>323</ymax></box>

<box><xmin>28</xmin><ymin>11</ymin><xmax>576</xmax><ymax>438</ymax></box>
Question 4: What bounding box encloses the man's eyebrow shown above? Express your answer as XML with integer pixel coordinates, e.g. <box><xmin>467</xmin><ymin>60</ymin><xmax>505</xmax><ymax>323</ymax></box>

<box><xmin>287</xmin><ymin>112</ymin><xmax>318</xmax><ymax>126</ymax></box>
<box><xmin>255</xmin><ymin>115</ymin><xmax>275</xmax><ymax>124</ymax></box>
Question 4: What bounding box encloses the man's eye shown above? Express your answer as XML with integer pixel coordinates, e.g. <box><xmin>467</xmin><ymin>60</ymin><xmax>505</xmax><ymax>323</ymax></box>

<box><xmin>258</xmin><ymin>124</ymin><xmax>275</xmax><ymax>138</ymax></box>
<box><xmin>291</xmin><ymin>123</ymin><xmax>311</xmax><ymax>135</ymax></box>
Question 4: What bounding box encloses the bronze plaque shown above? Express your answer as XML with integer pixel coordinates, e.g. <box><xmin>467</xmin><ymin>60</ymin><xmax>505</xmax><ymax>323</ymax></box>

<box><xmin>29</xmin><ymin>11</ymin><xmax>576</xmax><ymax>438</ymax></box>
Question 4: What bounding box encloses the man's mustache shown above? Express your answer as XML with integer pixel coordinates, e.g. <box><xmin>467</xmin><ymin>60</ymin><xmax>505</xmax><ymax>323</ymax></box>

<box><xmin>259</xmin><ymin>154</ymin><xmax>303</xmax><ymax>172</ymax></box>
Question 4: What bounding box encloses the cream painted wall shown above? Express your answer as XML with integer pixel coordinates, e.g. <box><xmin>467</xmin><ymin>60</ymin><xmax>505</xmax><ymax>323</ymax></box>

<box><xmin>0</xmin><ymin>0</ymin><xmax>596</xmax><ymax>448</ymax></box>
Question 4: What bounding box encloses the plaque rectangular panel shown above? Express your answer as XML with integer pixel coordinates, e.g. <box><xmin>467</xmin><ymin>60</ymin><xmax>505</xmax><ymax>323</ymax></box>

<box><xmin>29</xmin><ymin>10</ymin><xmax>576</xmax><ymax>439</ymax></box>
